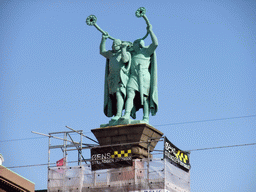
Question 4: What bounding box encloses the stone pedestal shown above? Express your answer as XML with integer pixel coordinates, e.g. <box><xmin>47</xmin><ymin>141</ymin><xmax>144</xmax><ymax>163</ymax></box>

<box><xmin>91</xmin><ymin>123</ymin><xmax>163</xmax><ymax>158</ymax></box>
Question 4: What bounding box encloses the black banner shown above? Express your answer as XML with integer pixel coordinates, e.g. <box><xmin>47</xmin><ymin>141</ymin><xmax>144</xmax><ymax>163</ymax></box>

<box><xmin>164</xmin><ymin>137</ymin><xmax>191</xmax><ymax>172</ymax></box>
<box><xmin>91</xmin><ymin>145</ymin><xmax>132</xmax><ymax>171</ymax></box>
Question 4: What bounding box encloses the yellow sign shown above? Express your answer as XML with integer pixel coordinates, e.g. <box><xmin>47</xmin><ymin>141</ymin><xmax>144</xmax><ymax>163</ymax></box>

<box><xmin>111</xmin><ymin>149</ymin><xmax>132</xmax><ymax>158</ymax></box>
<box><xmin>175</xmin><ymin>150</ymin><xmax>188</xmax><ymax>164</ymax></box>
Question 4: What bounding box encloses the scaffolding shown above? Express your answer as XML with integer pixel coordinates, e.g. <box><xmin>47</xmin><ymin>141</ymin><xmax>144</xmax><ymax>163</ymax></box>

<box><xmin>32</xmin><ymin>126</ymin><xmax>190</xmax><ymax>192</ymax></box>
<box><xmin>48</xmin><ymin>158</ymin><xmax>190</xmax><ymax>192</ymax></box>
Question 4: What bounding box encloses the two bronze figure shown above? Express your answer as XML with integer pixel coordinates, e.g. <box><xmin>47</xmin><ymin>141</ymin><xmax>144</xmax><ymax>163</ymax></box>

<box><xmin>87</xmin><ymin>7</ymin><xmax>158</xmax><ymax>126</ymax></box>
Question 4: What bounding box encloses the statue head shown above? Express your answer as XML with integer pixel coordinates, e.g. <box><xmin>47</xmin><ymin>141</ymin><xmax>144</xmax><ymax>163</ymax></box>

<box><xmin>112</xmin><ymin>39</ymin><xmax>122</xmax><ymax>52</ymax></box>
<box><xmin>133</xmin><ymin>39</ymin><xmax>144</xmax><ymax>52</ymax></box>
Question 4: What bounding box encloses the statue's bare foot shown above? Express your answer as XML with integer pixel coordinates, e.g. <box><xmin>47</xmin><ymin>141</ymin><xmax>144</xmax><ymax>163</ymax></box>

<box><xmin>142</xmin><ymin>117</ymin><xmax>149</xmax><ymax>123</ymax></box>
<box><xmin>120</xmin><ymin>113</ymin><xmax>130</xmax><ymax>120</ymax></box>
<box><xmin>111</xmin><ymin>115</ymin><xmax>121</xmax><ymax>121</ymax></box>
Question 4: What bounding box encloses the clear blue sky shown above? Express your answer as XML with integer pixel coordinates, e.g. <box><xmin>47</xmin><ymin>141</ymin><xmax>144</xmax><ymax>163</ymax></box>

<box><xmin>1</xmin><ymin>0</ymin><xmax>255</xmax><ymax>191</ymax></box>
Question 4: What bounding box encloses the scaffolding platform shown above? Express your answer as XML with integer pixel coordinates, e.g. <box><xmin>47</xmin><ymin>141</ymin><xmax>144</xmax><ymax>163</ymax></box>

<box><xmin>48</xmin><ymin>158</ymin><xmax>190</xmax><ymax>192</ymax></box>
<box><xmin>32</xmin><ymin>126</ymin><xmax>190</xmax><ymax>192</ymax></box>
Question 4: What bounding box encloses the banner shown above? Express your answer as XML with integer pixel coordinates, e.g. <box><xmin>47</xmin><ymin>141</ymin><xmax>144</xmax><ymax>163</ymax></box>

<box><xmin>91</xmin><ymin>145</ymin><xmax>132</xmax><ymax>171</ymax></box>
<box><xmin>163</xmin><ymin>137</ymin><xmax>190</xmax><ymax>172</ymax></box>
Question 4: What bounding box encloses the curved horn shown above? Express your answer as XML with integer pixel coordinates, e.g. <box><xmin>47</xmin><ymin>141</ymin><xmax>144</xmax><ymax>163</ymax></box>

<box><xmin>135</xmin><ymin>7</ymin><xmax>150</xmax><ymax>40</ymax></box>
<box><xmin>86</xmin><ymin>15</ymin><xmax>115</xmax><ymax>40</ymax></box>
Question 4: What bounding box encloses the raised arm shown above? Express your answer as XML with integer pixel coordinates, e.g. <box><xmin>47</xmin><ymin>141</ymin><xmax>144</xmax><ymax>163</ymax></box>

<box><xmin>100</xmin><ymin>33</ymin><xmax>110</xmax><ymax>58</ymax></box>
<box><xmin>146</xmin><ymin>24</ymin><xmax>158</xmax><ymax>56</ymax></box>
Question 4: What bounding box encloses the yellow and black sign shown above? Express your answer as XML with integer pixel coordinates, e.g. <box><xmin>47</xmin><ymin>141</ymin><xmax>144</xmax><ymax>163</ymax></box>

<box><xmin>164</xmin><ymin>137</ymin><xmax>191</xmax><ymax>172</ymax></box>
<box><xmin>91</xmin><ymin>145</ymin><xmax>132</xmax><ymax>171</ymax></box>
<box><xmin>111</xmin><ymin>149</ymin><xmax>132</xmax><ymax>158</ymax></box>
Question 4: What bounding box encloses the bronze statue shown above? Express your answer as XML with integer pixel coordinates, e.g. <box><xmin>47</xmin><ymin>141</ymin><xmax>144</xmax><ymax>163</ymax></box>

<box><xmin>86</xmin><ymin>7</ymin><xmax>158</xmax><ymax>126</ymax></box>
<box><xmin>121</xmin><ymin>23</ymin><xmax>158</xmax><ymax>123</ymax></box>
<box><xmin>100</xmin><ymin>35</ymin><xmax>131</xmax><ymax>121</ymax></box>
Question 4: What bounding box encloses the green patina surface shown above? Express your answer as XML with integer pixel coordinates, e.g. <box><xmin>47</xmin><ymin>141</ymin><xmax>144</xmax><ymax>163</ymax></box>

<box><xmin>86</xmin><ymin>7</ymin><xmax>158</xmax><ymax>127</ymax></box>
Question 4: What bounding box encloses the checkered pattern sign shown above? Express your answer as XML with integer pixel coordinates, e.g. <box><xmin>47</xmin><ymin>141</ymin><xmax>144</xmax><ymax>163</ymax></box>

<box><xmin>91</xmin><ymin>145</ymin><xmax>132</xmax><ymax>171</ymax></box>
<box><xmin>111</xmin><ymin>149</ymin><xmax>132</xmax><ymax>158</ymax></box>
<box><xmin>164</xmin><ymin>137</ymin><xmax>191</xmax><ymax>172</ymax></box>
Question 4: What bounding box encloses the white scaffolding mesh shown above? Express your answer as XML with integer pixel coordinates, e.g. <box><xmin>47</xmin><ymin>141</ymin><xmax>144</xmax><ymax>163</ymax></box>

<box><xmin>48</xmin><ymin>166</ymin><xmax>84</xmax><ymax>192</ymax></box>
<box><xmin>48</xmin><ymin>159</ymin><xmax>190</xmax><ymax>192</ymax></box>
